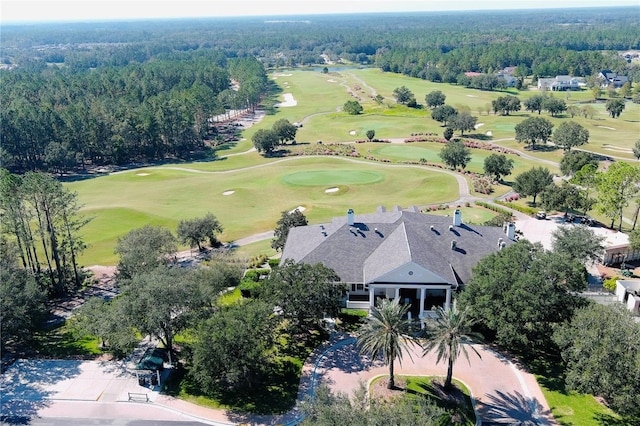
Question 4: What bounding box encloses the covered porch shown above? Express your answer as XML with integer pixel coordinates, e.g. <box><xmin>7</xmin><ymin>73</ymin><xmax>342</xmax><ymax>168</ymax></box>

<box><xmin>346</xmin><ymin>283</ymin><xmax>454</xmax><ymax>319</ymax></box>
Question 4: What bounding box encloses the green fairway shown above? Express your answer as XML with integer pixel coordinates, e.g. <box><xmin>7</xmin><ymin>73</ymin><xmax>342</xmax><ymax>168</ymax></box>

<box><xmin>367</xmin><ymin>142</ymin><xmax>559</xmax><ymax>176</ymax></box>
<box><xmin>68</xmin><ymin>157</ymin><xmax>459</xmax><ymax>265</ymax></box>
<box><xmin>282</xmin><ymin>169</ymin><xmax>384</xmax><ymax>186</ymax></box>
<box><xmin>66</xmin><ymin>68</ymin><xmax>637</xmax><ymax>266</ymax></box>
<box><xmin>263</xmin><ymin>68</ymin><xmax>639</xmax><ymax>159</ymax></box>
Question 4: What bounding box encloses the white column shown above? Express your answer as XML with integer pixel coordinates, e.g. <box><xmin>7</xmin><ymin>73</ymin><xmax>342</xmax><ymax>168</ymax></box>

<box><xmin>419</xmin><ymin>287</ymin><xmax>426</xmax><ymax>318</ymax></box>
<box><xmin>369</xmin><ymin>286</ymin><xmax>375</xmax><ymax>310</ymax></box>
<box><xmin>394</xmin><ymin>287</ymin><xmax>400</xmax><ymax>302</ymax></box>
<box><xmin>445</xmin><ymin>286</ymin><xmax>452</xmax><ymax>310</ymax></box>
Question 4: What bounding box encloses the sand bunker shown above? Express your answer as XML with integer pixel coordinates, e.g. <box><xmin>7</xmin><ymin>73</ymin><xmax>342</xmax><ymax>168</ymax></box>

<box><xmin>275</xmin><ymin>93</ymin><xmax>297</xmax><ymax>107</ymax></box>
<box><xmin>272</xmin><ymin>73</ymin><xmax>293</xmax><ymax>79</ymax></box>
<box><xmin>475</xmin><ymin>123</ymin><xmax>484</xmax><ymax>129</ymax></box>
<box><xmin>466</xmin><ymin>95</ymin><xmax>478</xmax><ymax>98</ymax></box>
<box><xmin>136</xmin><ymin>173</ymin><xmax>150</xmax><ymax>176</ymax></box>
<box><xmin>486</xmin><ymin>131</ymin><xmax>493</xmax><ymax>136</ymax></box>
<box><xmin>222</xmin><ymin>190</ymin><xmax>235</xmax><ymax>195</ymax></box>
<box><xmin>325</xmin><ymin>187</ymin><xmax>340</xmax><ymax>193</ymax></box>
<box><xmin>597</xmin><ymin>126</ymin><xmax>616</xmax><ymax>130</ymax></box>
<box><xmin>289</xmin><ymin>206</ymin><xmax>306</xmax><ymax>213</ymax></box>
<box><xmin>349</xmin><ymin>130</ymin><xmax>357</xmax><ymax>135</ymax></box>
<box><xmin>327</xmin><ymin>79</ymin><xmax>337</xmax><ymax>83</ymax></box>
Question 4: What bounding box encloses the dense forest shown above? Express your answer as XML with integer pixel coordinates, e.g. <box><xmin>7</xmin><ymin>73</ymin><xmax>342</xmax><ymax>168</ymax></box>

<box><xmin>1</xmin><ymin>7</ymin><xmax>638</xmax><ymax>173</ymax></box>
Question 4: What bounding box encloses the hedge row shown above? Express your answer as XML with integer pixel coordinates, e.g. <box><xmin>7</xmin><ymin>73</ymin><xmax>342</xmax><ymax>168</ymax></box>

<box><xmin>494</xmin><ymin>200</ymin><xmax>538</xmax><ymax>216</ymax></box>
<box><xmin>474</xmin><ymin>201</ymin><xmax>513</xmax><ymax>216</ymax></box>
<box><xmin>404</xmin><ymin>135</ymin><xmax>520</xmax><ymax>156</ymax></box>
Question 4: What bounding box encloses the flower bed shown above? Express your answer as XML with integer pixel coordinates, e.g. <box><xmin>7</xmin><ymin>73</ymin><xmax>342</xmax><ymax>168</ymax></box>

<box><xmin>403</xmin><ymin>135</ymin><xmax>519</xmax><ymax>155</ymax></box>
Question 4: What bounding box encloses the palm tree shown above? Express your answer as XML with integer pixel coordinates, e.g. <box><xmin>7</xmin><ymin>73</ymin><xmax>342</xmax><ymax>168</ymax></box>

<box><xmin>421</xmin><ymin>302</ymin><xmax>482</xmax><ymax>389</ymax></box>
<box><xmin>357</xmin><ymin>299</ymin><xmax>418</xmax><ymax>389</ymax></box>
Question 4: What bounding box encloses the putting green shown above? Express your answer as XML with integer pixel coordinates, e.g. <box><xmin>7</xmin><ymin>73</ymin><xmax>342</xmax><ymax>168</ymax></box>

<box><xmin>494</xmin><ymin>123</ymin><xmax>516</xmax><ymax>132</ymax></box>
<box><xmin>281</xmin><ymin>170</ymin><xmax>384</xmax><ymax>186</ymax></box>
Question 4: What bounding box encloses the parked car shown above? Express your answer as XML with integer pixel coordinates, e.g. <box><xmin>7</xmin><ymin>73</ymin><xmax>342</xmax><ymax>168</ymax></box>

<box><xmin>535</xmin><ymin>211</ymin><xmax>547</xmax><ymax>220</ymax></box>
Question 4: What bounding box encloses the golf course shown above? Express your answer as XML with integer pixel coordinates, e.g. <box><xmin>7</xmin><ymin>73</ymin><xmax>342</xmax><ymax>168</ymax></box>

<box><xmin>66</xmin><ymin>67</ymin><xmax>640</xmax><ymax>266</ymax></box>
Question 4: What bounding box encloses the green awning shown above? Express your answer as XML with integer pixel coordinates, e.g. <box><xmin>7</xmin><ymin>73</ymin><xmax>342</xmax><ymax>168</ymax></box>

<box><xmin>135</xmin><ymin>348</ymin><xmax>167</xmax><ymax>371</ymax></box>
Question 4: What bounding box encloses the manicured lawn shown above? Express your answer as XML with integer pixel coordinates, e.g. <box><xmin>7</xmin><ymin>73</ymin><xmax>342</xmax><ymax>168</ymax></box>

<box><xmin>268</xmin><ymin>68</ymin><xmax>639</xmax><ymax>159</ymax></box>
<box><xmin>64</xmin><ymin>68</ymin><xmax>638</xmax><ymax>267</ymax></box>
<box><xmin>68</xmin><ymin>157</ymin><xmax>458</xmax><ymax>265</ymax></box>
<box><xmin>425</xmin><ymin>205</ymin><xmax>499</xmax><ymax>225</ymax></box>
<box><xmin>368</xmin><ymin>142</ymin><xmax>553</xmax><ymax>176</ymax></box>
<box><xmin>370</xmin><ymin>375</ymin><xmax>476</xmax><ymax>425</ymax></box>
<box><xmin>233</xmin><ymin>239</ymin><xmax>277</xmax><ymax>260</ymax></box>
<box><xmin>535</xmin><ymin>374</ymin><xmax>625</xmax><ymax>426</ymax></box>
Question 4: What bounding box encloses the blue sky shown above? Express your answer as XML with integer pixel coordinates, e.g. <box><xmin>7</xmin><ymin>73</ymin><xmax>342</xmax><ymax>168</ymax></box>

<box><xmin>2</xmin><ymin>0</ymin><xmax>638</xmax><ymax>23</ymax></box>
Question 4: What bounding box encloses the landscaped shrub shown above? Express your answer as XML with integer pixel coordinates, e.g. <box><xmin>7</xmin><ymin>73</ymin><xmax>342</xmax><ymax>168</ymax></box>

<box><xmin>247</xmin><ymin>254</ymin><xmax>269</xmax><ymax>268</ymax></box>
<box><xmin>336</xmin><ymin>308</ymin><xmax>368</xmax><ymax>332</ymax></box>
<box><xmin>299</xmin><ymin>143</ymin><xmax>359</xmax><ymax>157</ymax></box>
<box><xmin>238</xmin><ymin>280</ymin><xmax>262</xmax><ymax>298</ymax></box>
<box><xmin>472</xmin><ymin>175</ymin><xmax>494</xmax><ymax>194</ymax></box>
<box><xmin>243</xmin><ymin>268</ymin><xmax>270</xmax><ymax>282</ymax></box>
<box><xmin>494</xmin><ymin>200</ymin><xmax>538</xmax><ymax>216</ymax></box>
<box><xmin>474</xmin><ymin>201</ymin><xmax>512</xmax><ymax>217</ymax></box>
<box><xmin>268</xmin><ymin>258</ymin><xmax>280</xmax><ymax>268</ymax></box>
<box><xmin>403</xmin><ymin>135</ymin><xmax>520</xmax><ymax>155</ymax></box>
<box><xmin>603</xmin><ymin>276</ymin><xmax>619</xmax><ymax>292</ymax></box>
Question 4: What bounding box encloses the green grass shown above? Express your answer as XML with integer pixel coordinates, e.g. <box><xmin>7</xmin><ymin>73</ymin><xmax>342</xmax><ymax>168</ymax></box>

<box><xmin>281</xmin><ymin>169</ymin><xmax>384</xmax><ymax>186</ymax></box>
<box><xmin>425</xmin><ymin>206</ymin><xmax>499</xmax><ymax>224</ymax></box>
<box><xmin>68</xmin><ymin>157</ymin><xmax>459</xmax><ymax>265</ymax></box>
<box><xmin>370</xmin><ymin>375</ymin><xmax>476</xmax><ymax>425</ymax></box>
<box><xmin>533</xmin><ymin>367</ymin><xmax>626</xmax><ymax>426</ymax></box>
<box><xmin>267</xmin><ymin>68</ymin><xmax>639</xmax><ymax>159</ymax></box>
<box><xmin>216</xmin><ymin>288</ymin><xmax>242</xmax><ymax>306</ymax></box>
<box><xmin>64</xmin><ymin>68</ymin><xmax>638</xmax><ymax>267</ymax></box>
<box><xmin>232</xmin><ymin>239</ymin><xmax>277</xmax><ymax>260</ymax></box>
<box><xmin>30</xmin><ymin>322</ymin><xmax>103</xmax><ymax>358</ymax></box>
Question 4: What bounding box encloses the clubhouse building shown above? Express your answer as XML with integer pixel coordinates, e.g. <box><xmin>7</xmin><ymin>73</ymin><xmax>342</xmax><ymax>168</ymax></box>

<box><xmin>281</xmin><ymin>206</ymin><xmax>515</xmax><ymax>320</ymax></box>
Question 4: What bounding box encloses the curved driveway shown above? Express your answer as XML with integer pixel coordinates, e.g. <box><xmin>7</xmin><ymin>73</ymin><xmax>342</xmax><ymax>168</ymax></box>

<box><xmin>153</xmin><ymin>334</ymin><xmax>555</xmax><ymax>425</ymax></box>
<box><xmin>306</xmin><ymin>335</ymin><xmax>554</xmax><ymax>425</ymax></box>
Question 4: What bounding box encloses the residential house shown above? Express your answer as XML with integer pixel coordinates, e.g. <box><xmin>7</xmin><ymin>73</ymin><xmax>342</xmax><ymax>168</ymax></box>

<box><xmin>497</xmin><ymin>73</ymin><xmax>517</xmax><ymax>87</ymax></box>
<box><xmin>599</xmin><ymin>70</ymin><xmax>629</xmax><ymax>89</ymax></box>
<box><xmin>280</xmin><ymin>206</ymin><xmax>515</xmax><ymax>319</ymax></box>
<box><xmin>537</xmin><ymin>75</ymin><xmax>582</xmax><ymax>91</ymax></box>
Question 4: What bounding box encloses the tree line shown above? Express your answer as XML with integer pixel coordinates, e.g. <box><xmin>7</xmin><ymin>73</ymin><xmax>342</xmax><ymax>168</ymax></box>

<box><xmin>0</xmin><ymin>169</ymin><xmax>89</xmax><ymax>296</ymax></box>
<box><xmin>3</xmin><ymin>8</ymin><xmax>637</xmax><ymax>78</ymax></box>
<box><xmin>0</xmin><ymin>55</ymin><xmax>267</xmax><ymax>173</ymax></box>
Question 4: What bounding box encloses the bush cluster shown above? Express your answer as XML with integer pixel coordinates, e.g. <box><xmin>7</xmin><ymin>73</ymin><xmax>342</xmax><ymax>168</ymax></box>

<box><xmin>404</xmin><ymin>135</ymin><xmax>519</xmax><ymax>156</ymax></box>
<box><xmin>494</xmin><ymin>199</ymin><xmax>538</xmax><ymax>215</ymax></box>
<box><xmin>474</xmin><ymin>201</ymin><xmax>512</xmax><ymax>216</ymax></box>
<box><xmin>472</xmin><ymin>175</ymin><xmax>494</xmax><ymax>194</ymax></box>
<box><xmin>247</xmin><ymin>254</ymin><xmax>269</xmax><ymax>268</ymax></box>
<box><xmin>298</xmin><ymin>144</ymin><xmax>359</xmax><ymax>157</ymax></box>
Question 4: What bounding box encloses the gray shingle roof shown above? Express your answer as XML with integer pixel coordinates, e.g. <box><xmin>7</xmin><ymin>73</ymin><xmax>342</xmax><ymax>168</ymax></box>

<box><xmin>281</xmin><ymin>207</ymin><xmax>514</xmax><ymax>285</ymax></box>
